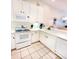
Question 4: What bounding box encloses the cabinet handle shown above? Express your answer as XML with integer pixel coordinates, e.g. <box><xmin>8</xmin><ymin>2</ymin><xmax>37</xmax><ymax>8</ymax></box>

<box><xmin>27</xmin><ymin>16</ymin><xmax>30</xmax><ymax>18</ymax></box>
<box><xmin>13</xmin><ymin>37</ymin><xmax>15</xmax><ymax>39</ymax></box>
<box><xmin>32</xmin><ymin>33</ymin><xmax>33</xmax><ymax>36</ymax></box>
<box><xmin>45</xmin><ymin>35</ymin><xmax>48</xmax><ymax>38</ymax></box>
<box><xmin>35</xmin><ymin>31</ymin><xmax>37</xmax><ymax>33</ymax></box>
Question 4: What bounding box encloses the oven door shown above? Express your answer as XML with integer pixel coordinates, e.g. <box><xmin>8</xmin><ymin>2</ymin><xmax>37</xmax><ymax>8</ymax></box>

<box><xmin>15</xmin><ymin>32</ymin><xmax>31</xmax><ymax>44</ymax></box>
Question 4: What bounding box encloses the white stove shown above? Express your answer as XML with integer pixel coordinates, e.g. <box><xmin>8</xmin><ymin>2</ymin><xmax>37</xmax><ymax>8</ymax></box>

<box><xmin>15</xmin><ymin>31</ymin><xmax>31</xmax><ymax>49</ymax></box>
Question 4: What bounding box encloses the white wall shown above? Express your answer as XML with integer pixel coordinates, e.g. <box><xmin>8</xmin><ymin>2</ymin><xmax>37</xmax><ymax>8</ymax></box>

<box><xmin>41</xmin><ymin>3</ymin><xmax>64</xmax><ymax>26</ymax></box>
<box><xmin>11</xmin><ymin>21</ymin><xmax>31</xmax><ymax>32</ymax></box>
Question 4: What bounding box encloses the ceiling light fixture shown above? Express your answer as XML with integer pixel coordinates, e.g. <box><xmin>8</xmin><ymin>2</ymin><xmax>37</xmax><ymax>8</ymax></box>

<box><xmin>52</xmin><ymin>0</ymin><xmax>55</xmax><ymax>2</ymax></box>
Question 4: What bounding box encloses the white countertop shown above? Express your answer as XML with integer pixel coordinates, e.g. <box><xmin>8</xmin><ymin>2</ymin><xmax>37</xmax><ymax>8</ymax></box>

<box><xmin>41</xmin><ymin>29</ymin><xmax>67</xmax><ymax>40</ymax></box>
<box><xmin>12</xmin><ymin>28</ymin><xmax>67</xmax><ymax>40</ymax></box>
<box><xmin>30</xmin><ymin>28</ymin><xmax>67</xmax><ymax>40</ymax></box>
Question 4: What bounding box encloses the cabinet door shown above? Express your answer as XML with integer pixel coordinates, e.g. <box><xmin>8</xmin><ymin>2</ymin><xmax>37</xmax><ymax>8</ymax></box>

<box><xmin>55</xmin><ymin>38</ymin><xmax>67</xmax><ymax>58</ymax></box>
<box><xmin>40</xmin><ymin>32</ymin><xmax>56</xmax><ymax>52</ymax></box>
<box><xmin>31</xmin><ymin>31</ymin><xmax>39</xmax><ymax>43</ymax></box>
<box><xmin>30</xmin><ymin>3</ymin><xmax>43</xmax><ymax>23</ymax></box>
<box><xmin>45</xmin><ymin>34</ymin><xmax>56</xmax><ymax>52</ymax></box>
<box><xmin>37</xmin><ymin>6</ymin><xmax>43</xmax><ymax>23</ymax></box>
<box><xmin>23</xmin><ymin>1</ymin><xmax>30</xmax><ymax>16</ymax></box>
<box><xmin>40</xmin><ymin>31</ymin><xmax>47</xmax><ymax>45</ymax></box>
<box><xmin>11</xmin><ymin>34</ymin><xmax>16</xmax><ymax>49</ymax></box>
<box><xmin>23</xmin><ymin>1</ymin><xmax>31</xmax><ymax>22</ymax></box>
<box><xmin>29</xmin><ymin>3</ymin><xmax>38</xmax><ymax>23</ymax></box>
<box><xmin>12</xmin><ymin>0</ymin><xmax>22</xmax><ymax>19</ymax></box>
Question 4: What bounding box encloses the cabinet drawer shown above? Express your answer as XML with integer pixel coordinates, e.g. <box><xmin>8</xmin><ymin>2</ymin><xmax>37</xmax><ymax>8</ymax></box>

<box><xmin>16</xmin><ymin>41</ymin><xmax>31</xmax><ymax>49</ymax></box>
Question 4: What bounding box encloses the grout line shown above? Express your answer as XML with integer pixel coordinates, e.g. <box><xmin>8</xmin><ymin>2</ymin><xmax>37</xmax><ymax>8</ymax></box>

<box><xmin>47</xmin><ymin>53</ymin><xmax>54</xmax><ymax>59</ymax></box>
<box><xmin>27</xmin><ymin>47</ymin><xmax>33</xmax><ymax>59</ymax></box>
<box><xmin>19</xmin><ymin>49</ymin><xmax>22</xmax><ymax>59</ymax></box>
<box><xmin>11</xmin><ymin>42</ymin><xmax>48</xmax><ymax>59</ymax></box>
<box><xmin>35</xmin><ymin>49</ymin><xmax>42</xmax><ymax>59</ymax></box>
<box><xmin>32</xmin><ymin>46</ymin><xmax>49</xmax><ymax>59</ymax></box>
<box><xmin>37</xmin><ymin>46</ymin><xmax>51</xmax><ymax>59</ymax></box>
<box><xmin>28</xmin><ymin>46</ymin><xmax>44</xmax><ymax>55</ymax></box>
<box><xmin>41</xmin><ymin>51</ymin><xmax>49</xmax><ymax>58</ymax></box>
<box><xmin>30</xmin><ymin>47</ymin><xmax>45</xmax><ymax>59</ymax></box>
<box><xmin>15</xmin><ymin>42</ymin><xmax>57</xmax><ymax>59</ymax></box>
<box><xmin>26</xmin><ymin>42</ymin><xmax>45</xmax><ymax>59</ymax></box>
<box><xmin>19</xmin><ymin>42</ymin><xmax>41</xmax><ymax>57</ymax></box>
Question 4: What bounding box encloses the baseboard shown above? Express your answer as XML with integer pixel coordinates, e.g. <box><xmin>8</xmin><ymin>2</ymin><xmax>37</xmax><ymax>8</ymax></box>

<box><xmin>31</xmin><ymin>41</ymin><xmax>40</xmax><ymax>44</ymax></box>
<box><xmin>11</xmin><ymin>48</ymin><xmax>16</xmax><ymax>51</ymax></box>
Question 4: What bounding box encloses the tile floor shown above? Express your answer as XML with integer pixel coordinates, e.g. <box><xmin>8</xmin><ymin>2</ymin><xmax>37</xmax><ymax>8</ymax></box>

<box><xmin>11</xmin><ymin>42</ymin><xmax>61</xmax><ymax>59</ymax></box>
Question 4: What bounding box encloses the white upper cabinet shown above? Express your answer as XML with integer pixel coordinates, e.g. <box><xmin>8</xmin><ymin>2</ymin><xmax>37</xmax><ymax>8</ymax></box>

<box><xmin>23</xmin><ymin>1</ymin><xmax>30</xmax><ymax>16</ymax></box>
<box><xmin>12</xmin><ymin>0</ymin><xmax>43</xmax><ymax>23</ymax></box>
<box><xmin>37</xmin><ymin>5</ymin><xmax>43</xmax><ymax>23</ymax></box>
<box><xmin>29</xmin><ymin>2</ymin><xmax>43</xmax><ymax>23</ymax></box>
<box><xmin>23</xmin><ymin>1</ymin><xmax>31</xmax><ymax>22</ymax></box>
<box><xmin>12</xmin><ymin>0</ymin><xmax>26</xmax><ymax>21</ymax></box>
<box><xmin>29</xmin><ymin>3</ymin><xmax>38</xmax><ymax>23</ymax></box>
<box><xmin>13</xmin><ymin>0</ymin><xmax>22</xmax><ymax>17</ymax></box>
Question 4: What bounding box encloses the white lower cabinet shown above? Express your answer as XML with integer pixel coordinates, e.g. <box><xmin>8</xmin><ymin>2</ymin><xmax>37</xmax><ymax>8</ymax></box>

<box><xmin>40</xmin><ymin>31</ymin><xmax>56</xmax><ymax>52</ymax></box>
<box><xmin>40</xmin><ymin>32</ymin><xmax>47</xmax><ymax>45</ymax></box>
<box><xmin>16</xmin><ymin>41</ymin><xmax>31</xmax><ymax>49</ymax></box>
<box><xmin>40</xmin><ymin>31</ymin><xmax>67</xmax><ymax>59</ymax></box>
<box><xmin>45</xmin><ymin>34</ymin><xmax>57</xmax><ymax>52</ymax></box>
<box><xmin>11</xmin><ymin>33</ymin><xmax>16</xmax><ymax>49</ymax></box>
<box><xmin>55</xmin><ymin>38</ymin><xmax>67</xmax><ymax>59</ymax></box>
<box><xmin>31</xmin><ymin>31</ymin><xmax>40</xmax><ymax>43</ymax></box>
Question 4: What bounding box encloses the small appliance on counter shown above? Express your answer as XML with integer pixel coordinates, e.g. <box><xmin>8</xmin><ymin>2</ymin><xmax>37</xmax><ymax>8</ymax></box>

<box><xmin>39</xmin><ymin>23</ymin><xmax>45</xmax><ymax>29</ymax></box>
<box><xmin>47</xmin><ymin>26</ymin><xmax>54</xmax><ymax>30</ymax></box>
<box><xmin>31</xmin><ymin>22</ymin><xmax>45</xmax><ymax>29</ymax></box>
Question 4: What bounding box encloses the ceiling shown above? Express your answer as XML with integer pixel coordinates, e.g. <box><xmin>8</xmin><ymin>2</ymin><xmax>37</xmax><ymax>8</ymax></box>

<box><xmin>40</xmin><ymin>0</ymin><xmax>67</xmax><ymax>15</ymax></box>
